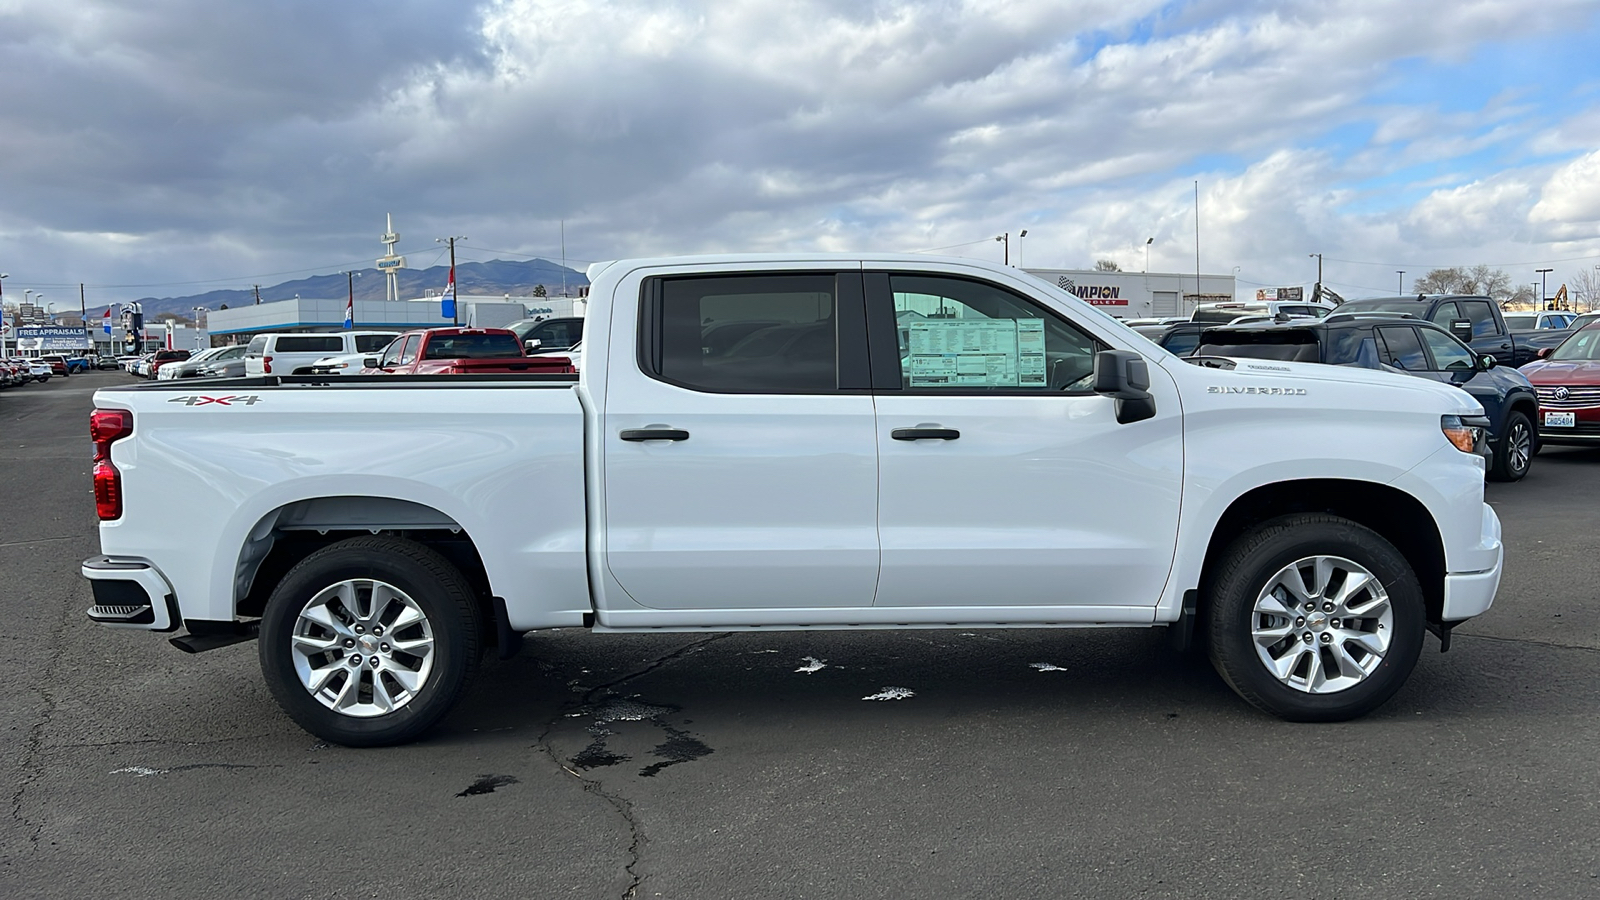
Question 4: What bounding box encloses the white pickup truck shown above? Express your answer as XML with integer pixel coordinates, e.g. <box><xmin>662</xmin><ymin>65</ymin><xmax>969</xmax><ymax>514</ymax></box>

<box><xmin>83</xmin><ymin>254</ymin><xmax>1504</xmax><ymax>746</ymax></box>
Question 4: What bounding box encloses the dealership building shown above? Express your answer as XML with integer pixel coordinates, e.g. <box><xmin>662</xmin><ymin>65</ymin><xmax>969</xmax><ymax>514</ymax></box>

<box><xmin>1021</xmin><ymin>268</ymin><xmax>1237</xmax><ymax>319</ymax></box>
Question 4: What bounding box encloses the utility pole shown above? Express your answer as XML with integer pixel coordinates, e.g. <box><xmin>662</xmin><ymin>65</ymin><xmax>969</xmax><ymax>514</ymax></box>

<box><xmin>254</xmin><ymin>284</ymin><xmax>262</xmax><ymax>305</ymax></box>
<box><xmin>1397</xmin><ymin>271</ymin><xmax>1406</xmax><ymax>294</ymax></box>
<box><xmin>436</xmin><ymin>235</ymin><xmax>467</xmax><ymax>325</ymax></box>
<box><xmin>1194</xmin><ymin>181</ymin><xmax>1201</xmax><ymax>303</ymax></box>
<box><xmin>1536</xmin><ymin>268</ymin><xmax>1554</xmax><ymax>309</ymax></box>
<box><xmin>560</xmin><ymin>219</ymin><xmax>567</xmax><ymax>299</ymax></box>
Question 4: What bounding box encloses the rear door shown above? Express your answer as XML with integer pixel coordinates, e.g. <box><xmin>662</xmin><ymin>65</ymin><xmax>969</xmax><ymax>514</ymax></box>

<box><xmin>865</xmin><ymin>269</ymin><xmax>1183</xmax><ymax>612</ymax></box>
<box><xmin>601</xmin><ymin>268</ymin><xmax>880</xmax><ymax>610</ymax></box>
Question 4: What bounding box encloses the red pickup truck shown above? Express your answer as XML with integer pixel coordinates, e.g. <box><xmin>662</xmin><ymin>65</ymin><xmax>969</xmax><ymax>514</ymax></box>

<box><xmin>363</xmin><ymin>327</ymin><xmax>574</xmax><ymax>375</ymax></box>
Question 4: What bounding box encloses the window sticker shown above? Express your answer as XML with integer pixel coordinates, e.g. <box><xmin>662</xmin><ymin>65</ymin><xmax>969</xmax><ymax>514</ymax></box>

<box><xmin>906</xmin><ymin>318</ymin><xmax>1047</xmax><ymax>387</ymax></box>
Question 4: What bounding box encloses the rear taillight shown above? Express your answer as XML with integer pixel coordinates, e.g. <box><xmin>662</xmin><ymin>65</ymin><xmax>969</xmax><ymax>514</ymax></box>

<box><xmin>263</xmin><ymin>355</ymin><xmax>273</xmax><ymax>373</ymax></box>
<box><xmin>91</xmin><ymin>408</ymin><xmax>133</xmax><ymax>520</ymax></box>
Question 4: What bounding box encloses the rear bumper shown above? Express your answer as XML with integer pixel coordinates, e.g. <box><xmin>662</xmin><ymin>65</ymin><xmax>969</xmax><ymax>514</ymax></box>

<box><xmin>81</xmin><ymin>555</ymin><xmax>180</xmax><ymax>632</ymax></box>
<box><xmin>1441</xmin><ymin>503</ymin><xmax>1503</xmax><ymax>622</ymax></box>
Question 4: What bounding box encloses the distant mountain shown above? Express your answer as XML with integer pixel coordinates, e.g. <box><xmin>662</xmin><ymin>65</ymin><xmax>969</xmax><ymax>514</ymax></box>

<box><xmin>112</xmin><ymin>258</ymin><xmax>588</xmax><ymax>320</ymax></box>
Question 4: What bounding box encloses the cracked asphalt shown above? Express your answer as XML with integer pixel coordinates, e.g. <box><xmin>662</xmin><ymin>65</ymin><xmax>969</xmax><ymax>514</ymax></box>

<box><xmin>4</xmin><ymin>370</ymin><xmax>1599</xmax><ymax>898</ymax></box>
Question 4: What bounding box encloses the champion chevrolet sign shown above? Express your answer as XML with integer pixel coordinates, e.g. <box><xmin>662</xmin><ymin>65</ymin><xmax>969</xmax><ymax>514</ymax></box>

<box><xmin>1057</xmin><ymin>277</ymin><xmax>1126</xmax><ymax>306</ymax></box>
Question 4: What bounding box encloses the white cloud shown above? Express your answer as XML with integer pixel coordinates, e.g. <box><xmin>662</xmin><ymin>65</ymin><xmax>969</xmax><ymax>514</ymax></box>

<box><xmin>0</xmin><ymin>0</ymin><xmax>1597</xmax><ymax>299</ymax></box>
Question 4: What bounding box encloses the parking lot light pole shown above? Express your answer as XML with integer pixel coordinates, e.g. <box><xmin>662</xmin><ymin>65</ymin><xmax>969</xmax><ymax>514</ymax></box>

<box><xmin>1397</xmin><ymin>271</ymin><xmax>1405</xmax><ymax>294</ymax></box>
<box><xmin>994</xmin><ymin>233</ymin><xmax>1008</xmax><ymax>266</ymax></box>
<box><xmin>1536</xmin><ymin>268</ymin><xmax>1553</xmax><ymax>308</ymax></box>
<box><xmin>1309</xmin><ymin>253</ymin><xmax>1322</xmax><ymax>286</ymax></box>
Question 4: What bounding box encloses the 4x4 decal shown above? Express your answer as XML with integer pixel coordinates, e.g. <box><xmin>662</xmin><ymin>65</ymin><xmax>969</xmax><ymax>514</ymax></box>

<box><xmin>167</xmin><ymin>395</ymin><xmax>263</xmax><ymax>406</ymax></box>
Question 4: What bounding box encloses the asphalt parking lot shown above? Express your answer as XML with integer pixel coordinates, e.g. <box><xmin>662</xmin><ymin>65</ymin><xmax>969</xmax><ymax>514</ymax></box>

<box><xmin>3</xmin><ymin>370</ymin><xmax>1598</xmax><ymax>899</ymax></box>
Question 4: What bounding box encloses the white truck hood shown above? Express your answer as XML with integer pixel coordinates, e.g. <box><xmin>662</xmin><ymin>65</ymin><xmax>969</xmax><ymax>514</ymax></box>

<box><xmin>1174</xmin><ymin>356</ymin><xmax>1485</xmax><ymax>416</ymax></box>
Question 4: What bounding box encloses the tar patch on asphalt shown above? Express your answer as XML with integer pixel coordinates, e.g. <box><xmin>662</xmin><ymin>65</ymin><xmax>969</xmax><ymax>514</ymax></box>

<box><xmin>457</xmin><ymin>774</ymin><xmax>519</xmax><ymax>796</ymax></box>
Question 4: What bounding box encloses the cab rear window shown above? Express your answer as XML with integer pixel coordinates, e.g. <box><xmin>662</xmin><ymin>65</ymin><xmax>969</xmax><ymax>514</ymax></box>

<box><xmin>423</xmin><ymin>333</ymin><xmax>524</xmax><ymax>359</ymax></box>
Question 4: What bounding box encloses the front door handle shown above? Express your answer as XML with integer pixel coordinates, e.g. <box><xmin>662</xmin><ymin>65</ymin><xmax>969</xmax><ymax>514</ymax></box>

<box><xmin>891</xmin><ymin>427</ymin><xmax>960</xmax><ymax>441</ymax></box>
<box><xmin>620</xmin><ymin>428</ymin><xmax>690</xmax><ymax>442</ymax></box>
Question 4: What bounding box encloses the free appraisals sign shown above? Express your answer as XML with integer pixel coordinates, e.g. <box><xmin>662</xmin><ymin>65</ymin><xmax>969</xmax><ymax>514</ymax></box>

<box><xmin>16</xmin><ymin>326</ymin><xmax>91</xmax><ymax>351</ymax></box>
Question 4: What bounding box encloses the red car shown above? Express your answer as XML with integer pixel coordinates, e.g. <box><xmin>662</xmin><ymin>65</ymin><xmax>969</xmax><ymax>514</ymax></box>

<box><xmin>1519</xmin><ymin>321</ymin><xmax>1600</xmax><ymax>446</ymax></box>
<box><xmin>363</xmin><ymin>328</ymin><xmax>575</xmax><ymax>376</ymax></box>
<box><xmin>146</xmin><ymin>349</ymin><xmax>192</xmax><ymax>379</ymax></box>
<box><xmin>38</xmin><ymin>355</ymin><xmax>71</xmax><ymax>376</ymax></box>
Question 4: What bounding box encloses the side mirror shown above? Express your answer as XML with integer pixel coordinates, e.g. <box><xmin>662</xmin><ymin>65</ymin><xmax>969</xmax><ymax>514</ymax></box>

<box><xmin>1449</xmin><ymin>318</ymin><xmax>1473</xmax><ymax>343</ymax></box>
<box><xmin>363</xmin><ymin>357</ymin><xmax>379</xmax><ymax>368</ymax></box>
<box><xmin>525</xmin><ymin>339</ymin><xmax>542</xmax><ymax>351</ymax></box>
<box><xmin>1536</xmin><ymin>347</ymin><xmax>1552</xmax><ymax>360</ymax></box>
<box><xmin>1478</xmin><ymin>354</ymin><xmax>1497</xmax><ymax>369</ymax></box>
<box><xmin>1093</xmin><ymin>350</ymin><xmax>1156</xmax><ymax>424</ymax></box>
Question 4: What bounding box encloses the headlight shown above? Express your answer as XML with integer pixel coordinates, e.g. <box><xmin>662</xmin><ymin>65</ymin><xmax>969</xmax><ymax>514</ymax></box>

<box><xmin>1441</xmin><ymin>415</ymin><xmax>1487</xmax><ymax>453</ymax></box>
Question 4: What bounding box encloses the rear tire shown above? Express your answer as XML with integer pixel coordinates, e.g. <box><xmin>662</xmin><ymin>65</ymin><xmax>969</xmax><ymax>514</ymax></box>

<box><xmin>1489</xmin><ymin>410</ymin><xmax>1533</xmax><ymax>481</ymax></box>
<box><xmin>1207</xmin><ymin>514</ymin><xmax>1424</xmax><ymax>722</ymax></box>
<box><xmin>259</xmin><ymin>536</ymin><xmax>482</xmax><ymax>746</ymax></box>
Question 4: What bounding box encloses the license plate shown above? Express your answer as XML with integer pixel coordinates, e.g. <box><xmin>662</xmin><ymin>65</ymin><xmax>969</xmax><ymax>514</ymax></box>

<box><xmin>1544</xmin><ymin>411</ymin><xmax>1576</xmax><ymax>428</ymax></box>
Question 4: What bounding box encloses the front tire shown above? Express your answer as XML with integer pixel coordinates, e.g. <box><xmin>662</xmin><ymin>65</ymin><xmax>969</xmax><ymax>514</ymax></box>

<box><xmin>259</xmin><ymin>536</ymin><xmax>482</xmax><ymax>746</ymax></box>
<box><xmin>1489</xmin><ymin>410</ymin><xmax>1533</xmax><ymax>481</ymax></box>
<box><xmin>1207</xmin><ymin>514</ymin><xmax>1424</xmax><ymax>722</ymax></box>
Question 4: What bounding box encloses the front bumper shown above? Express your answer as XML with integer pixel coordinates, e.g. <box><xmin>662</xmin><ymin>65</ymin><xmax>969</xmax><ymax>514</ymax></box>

<box><xmin>81</xmin><ymin>555</ymin><xmax>179</xmax><ymax>632</ymax></box>
<box><xmin>1441</xmin><ymin>502</ymin><xmax>1503</xmax><ymax>622</ymax></box>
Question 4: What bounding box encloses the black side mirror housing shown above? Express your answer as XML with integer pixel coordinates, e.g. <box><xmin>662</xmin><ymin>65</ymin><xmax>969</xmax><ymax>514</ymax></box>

<box><xmin>363</xmin><ymin>357</ymin><xmax>379</xmax><ymax>368</ymax></box>
<box><xmin>1093</xmin><ymin>350</ymin><xmax>1156</xmax><ymax>424</ymax></box>
<box><xmin>1449</xmin><ymin>318</ymin><xmax>1473</xmax><ymax>343</ymax></box>
<box><xmin>1479</xmin><ymin>354</ymin><xmax>1497</xmax><ymax>369</ymax></box>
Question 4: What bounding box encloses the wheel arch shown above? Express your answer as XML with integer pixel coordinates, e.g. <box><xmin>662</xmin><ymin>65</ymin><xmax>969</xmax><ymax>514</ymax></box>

<box><xmin>1198</xmin><ymin>479</ymin><xmax>1446</xmax><ymax>624</ymax></box>
<box><xmin>232</xmin><ymin>496</ymin><xmax>499</xmax><ymax>645</ymax></box>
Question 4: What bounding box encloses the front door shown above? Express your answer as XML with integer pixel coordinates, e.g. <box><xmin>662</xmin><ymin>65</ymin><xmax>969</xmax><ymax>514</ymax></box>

<box><xmin>602</xmin><ymin>269</ymin><xmax>880</xmax><ymax>610</ymax></box>
<box><xmin>866</xmin><ymin>271</ymin><xmax>1184</xmax><ymax>613</ymax></box>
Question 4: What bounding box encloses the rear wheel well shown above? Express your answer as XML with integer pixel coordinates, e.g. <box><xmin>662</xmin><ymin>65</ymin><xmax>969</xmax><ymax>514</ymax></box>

<box><xmin>236</xmin><ymin>505</ymin><xmax>499</xmax><ymax>650</ymax></box>
<box><xmin>1198</xmin><ymin>479</ymin><xmax>1446</xmax><ymax>624</ymax></box>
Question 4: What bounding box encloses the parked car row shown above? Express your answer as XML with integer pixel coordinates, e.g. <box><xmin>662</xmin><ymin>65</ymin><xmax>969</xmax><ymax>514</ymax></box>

<box><xmin>1136</xmin><ymin>297</ymin><xmax>1600</xmax><ymax>483</ymax></box>
<box><xmin>0</xmin><ymin>357</ymin><xmax>55</xmax><ymax>387</ymax></box>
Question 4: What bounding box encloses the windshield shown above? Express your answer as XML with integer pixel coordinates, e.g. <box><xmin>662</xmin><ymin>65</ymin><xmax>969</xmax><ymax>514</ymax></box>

<box><xmin>1338</xmin><ymin>298</ymin><xmax>1428</xmax><ymax>314</ymax></box>
<box><xmin>423</xmin><ymin>332</ymin><xmax>524</xmax><ymax>359</ymax></box>
<box><xmin>1550</xmin><ymin>326</ymin><xmax>1600</xmax><ymax>361</ymax></box>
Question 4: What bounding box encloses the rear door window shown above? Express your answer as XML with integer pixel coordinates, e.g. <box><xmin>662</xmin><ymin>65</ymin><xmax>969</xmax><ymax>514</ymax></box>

<box><xmin>645</xmin><ymin>273</ymin><xmax>842</xmax><ymax>393</ymax></box>
<box><xmin>354</xmin><ymin>334</ymin><xmax>394</xmax><ymax>353</ymax></box>
<box><xmin>1458</xmin><ymin>300</ymin><xmax>1500</xmax><ymax>338</ymax></box>
<box><xmin>1376</xmin><ymin>326</ymin><xmax>1428</xmax><ymax>371</ymax></box>
<box><xmin>246</xmin><ymin>336</ymin><xmax>268</xmax><ymax>355</ymax></box>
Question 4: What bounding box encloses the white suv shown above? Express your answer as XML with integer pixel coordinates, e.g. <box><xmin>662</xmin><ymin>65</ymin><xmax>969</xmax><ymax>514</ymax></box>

<box><xmin>243</xmin><ymin>332</ymin><xmax>399</xmax><ymax>376</ymax></box>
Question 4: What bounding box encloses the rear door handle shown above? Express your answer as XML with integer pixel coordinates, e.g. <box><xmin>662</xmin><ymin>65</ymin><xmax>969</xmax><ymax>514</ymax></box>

<box><xmin>891</xmin><ymin>427</ymin><xmax>960</xmax><ymax>441</ymax></box>
<box><xmin>620</xmin><ymin>428</ymin><xmax>690</xmax><ymax>442</ymax></box>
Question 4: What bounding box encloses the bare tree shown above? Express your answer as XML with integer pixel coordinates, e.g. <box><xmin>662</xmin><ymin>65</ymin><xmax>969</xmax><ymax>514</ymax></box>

<box><xmin>1570</xmin><ymin>268</ymin><xmax>1600</xmax><ymax>314</ymax></box>
<box><xmin>1094</xmin><ymin>259</ymin><xmax>1121</xmax><ymax>272</ymax></box>
<box><xmin>1411</xmin><ymin>266</ymin><xmax>1513</xmax><ymax>300</ymax></box>
<box><xmin>1503</xmin><ymin>285</ymin><xmax>1537</xmax><ymax>310</ymax></box>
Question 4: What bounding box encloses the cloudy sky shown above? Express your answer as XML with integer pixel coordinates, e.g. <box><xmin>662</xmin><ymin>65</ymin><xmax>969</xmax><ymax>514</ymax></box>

<box><xmin>2</xmin><ymin>0</ymin><xmax>1598</xmax><ymax>306</ymax></box>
